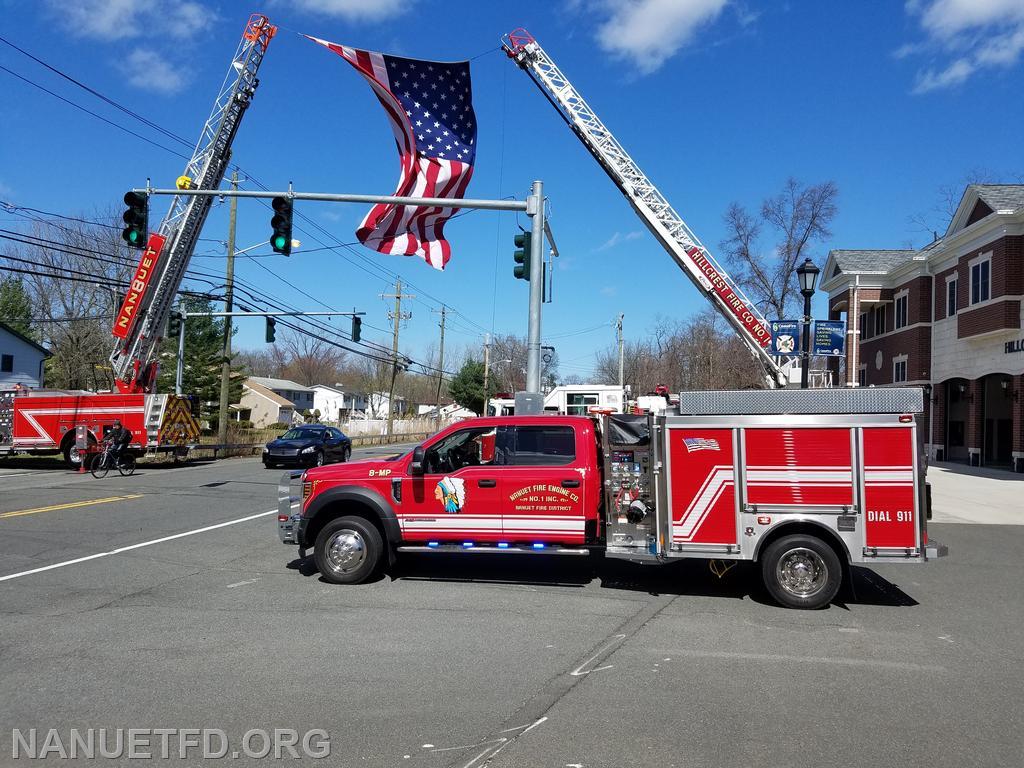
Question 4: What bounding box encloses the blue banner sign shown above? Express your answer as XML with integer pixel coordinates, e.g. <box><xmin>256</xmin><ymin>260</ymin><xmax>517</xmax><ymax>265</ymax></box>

<box><xmin>813</xmin><ymin>320</ymin><xmax>846</xmax><ymax>357</ymax></box>
<box><xmin>769</xmin><ymin>320</ymin><xmax>800</xmax><ymax>356</ymax></box>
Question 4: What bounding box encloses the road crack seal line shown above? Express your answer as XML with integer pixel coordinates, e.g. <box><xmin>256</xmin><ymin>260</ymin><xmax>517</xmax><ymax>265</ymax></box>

<box><xmin>438</xmin><ymin>592</ymin><xmax>679</xmax><ymax>768</ymax></box>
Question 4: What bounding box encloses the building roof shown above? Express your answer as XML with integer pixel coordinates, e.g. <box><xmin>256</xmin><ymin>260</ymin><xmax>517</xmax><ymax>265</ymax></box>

<box><xmin>828</xmin><ymin>249</ymin><xmax>916</xmax><ymax>275</ymax></box>
<box><xmin>247</xmin><ymin>376</ymin><xmax>313</xmax><ymax>392</ymax></box>
<box><xmin>0</xmin><ymin>320</ymin><xmax>51</xmax><ymax>357</ymax></box>
<box><xmin>972</xmin><ymin>184</ymin><xmax>1024</xmax><ymax>213</ymax></box>
<box><xmin>243</xmin><ymin>380</ymin><xmax>296</xmax><ymax>408</ymax></box>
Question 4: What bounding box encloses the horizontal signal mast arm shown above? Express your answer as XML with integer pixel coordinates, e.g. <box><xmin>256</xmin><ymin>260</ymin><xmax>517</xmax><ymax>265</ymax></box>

<box><xmin>134</xmin><ymin>188</ymin><xmax>531</xmax><ymax>212</ymax></box>
<box><xmin>501</xmin><ymin>28</ymin><xmax>788</xmax><ymax>388</ymax></box>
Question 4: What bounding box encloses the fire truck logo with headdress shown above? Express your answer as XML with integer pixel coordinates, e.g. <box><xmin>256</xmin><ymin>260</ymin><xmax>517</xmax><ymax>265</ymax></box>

<box><xmin>435</xmin><ymin>476</ymin><xmax>466</xmax><ymax>514</ymax></box>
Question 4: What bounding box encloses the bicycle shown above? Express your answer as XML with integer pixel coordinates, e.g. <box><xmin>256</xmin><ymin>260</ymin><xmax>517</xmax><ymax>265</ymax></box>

<box><xmin>90</xmin><ymin>444</ymin><xmax>137</xmax><ymax>478</ymax></box>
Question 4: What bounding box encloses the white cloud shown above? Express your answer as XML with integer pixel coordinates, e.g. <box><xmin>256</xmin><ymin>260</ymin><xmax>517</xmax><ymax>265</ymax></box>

<box><xmin>590</xmin><ymin>0</ymin><xmax>729</xmax><ymax>75</ymax></box>
<box><xmin>287</xmin><ymin>0</ymin><xmax>414</xmax><ymax>22</ymax></box>
<box><xmin>46</xmin><ymin>0</ymin><xmax>213</xmax><ymax>41</ymax></box>
<box><xmin>595</xmin><ymin>230</ymin><xmax>644</xmax><ymax>252</ymax></box>
<box><xmin>122</xmin><ymin>49</ymin><xmax>188</xmax><ymax>95</ymax></box>
<box><xmin>902</xmin><ymin>0</ymin><xmax>1024</xmax><ymax>93</ymax></box>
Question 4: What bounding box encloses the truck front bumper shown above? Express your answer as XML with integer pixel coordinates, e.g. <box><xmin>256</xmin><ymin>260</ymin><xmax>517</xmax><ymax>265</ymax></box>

<box><xmin>277</xmin><ymin>470</ymin><xmax>306</xmax><ymax>546</ymax></box>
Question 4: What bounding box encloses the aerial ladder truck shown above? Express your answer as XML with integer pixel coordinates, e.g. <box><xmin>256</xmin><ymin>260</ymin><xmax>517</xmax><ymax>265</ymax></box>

<box><xmin>501</xmin><ymin>30</ymin><xmax>795</xmax><ymax>389</ymax></box>
<box><xmin>0</xmin><ymin>14</ymin><xmax>276</xmax><ymax>466</ymax></box>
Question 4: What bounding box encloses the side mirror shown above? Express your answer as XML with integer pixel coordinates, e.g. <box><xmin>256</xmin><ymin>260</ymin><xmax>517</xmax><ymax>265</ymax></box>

<box><xmin>409</xmin><ymin>445</ymin><xmax>425</xmax><ymax>476</ymax></box>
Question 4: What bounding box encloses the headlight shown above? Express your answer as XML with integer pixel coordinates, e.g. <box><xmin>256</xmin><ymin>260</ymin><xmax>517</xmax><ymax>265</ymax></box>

<box><xmin>300</xmin><ymin>446</ymin><xmax>316</xmax><ymax>454</ymax></box>
<box><xmin>262</xmin><ymin>446</ymin><xmax>269</xmax><ymax>453</ymax></box>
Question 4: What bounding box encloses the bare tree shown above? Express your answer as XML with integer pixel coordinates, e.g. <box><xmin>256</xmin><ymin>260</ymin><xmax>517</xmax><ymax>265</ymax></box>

<box><xmin>5</xmin><ymin>213</ymin><xmax>133</xmax><ymax>390</ymax></box>
<box><xmin>275</xmin><ymin>330</ymin><xmax>347</xmax><ymax>387</ymax></box>
<box><xmin>906</xmin><ymin>168</ymin><xmax>1024</xmax><ymax>241</ymax></box>
<box><xmin>720</xmin><ymin>178</ymin><xmax>838</xmax><ymax>320</ymax></box>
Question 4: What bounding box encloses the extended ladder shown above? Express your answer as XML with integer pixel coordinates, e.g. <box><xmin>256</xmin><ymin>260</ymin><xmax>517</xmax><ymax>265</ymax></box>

<box><xmin>111</xmin><ymin>14</ymin><xmax>276</xmax><ymax>392</ymax></box>
<box><xmin>502</xmin><ymin>30</ymin><xmax>789</xmax><ymax>388</ymax></box>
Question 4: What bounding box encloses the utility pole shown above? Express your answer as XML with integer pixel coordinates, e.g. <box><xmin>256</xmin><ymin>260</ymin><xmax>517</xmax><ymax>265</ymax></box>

<box><xmin>524</xmin><ymin>179</ymin><xmax>545</xmax><ymax>401</ymax></box>
<box><xmin>433</xmin><ymin>306</ymin><xmax>447</xmax><ymax>423</ymax></box>
<box><xmin>616</xmin><ymin>313</ymin><xmax>625</xmax><ymax>388</ymax></box>
<box><xmin>482</xmin><ymin>333</ymin><xmax>491</xmax><ymax>405</ymax></box>
<box><xmin>217</xmin><ymin>171</ymin><xmax>238</xmax><ymax>445</ymax></box>
<box><xmin>175</xmin><ymin>311</ymin><xmax>186</xmax><ymax>396</ymax></box>
<box><xmin>381</xmin><ymin>279</ymin><xmax>414</xmax><ymax>437</ymax></box>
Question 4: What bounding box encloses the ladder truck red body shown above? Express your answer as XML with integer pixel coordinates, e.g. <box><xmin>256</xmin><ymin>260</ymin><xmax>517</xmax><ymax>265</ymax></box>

<box><xmin>0</xmin><ymin>15</ymin><xmax>275</xmax><ymax>466</ymax></box>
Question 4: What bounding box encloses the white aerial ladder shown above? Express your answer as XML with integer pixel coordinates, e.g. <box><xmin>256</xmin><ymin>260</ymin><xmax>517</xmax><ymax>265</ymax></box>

<box><xmin>110</xmin><ymin>14</ymin><xmax>276</xmax><ymax>393</ymax></box>
<box><xmin>501</xmin><ymin>29</ymin><xmax>791</xmax><ymax>388</ymax></box>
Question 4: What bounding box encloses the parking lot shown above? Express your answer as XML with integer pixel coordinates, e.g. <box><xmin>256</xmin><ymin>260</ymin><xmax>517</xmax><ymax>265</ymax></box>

<box><xmin>1</xmin><ymin>452</ymin><xmax>1022</xmax><ymax>767</ymax></box>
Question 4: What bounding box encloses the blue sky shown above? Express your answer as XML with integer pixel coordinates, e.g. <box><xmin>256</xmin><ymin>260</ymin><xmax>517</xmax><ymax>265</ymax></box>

<box><xmin>2</xmin><ymin>0</ymin><xmax>1023</xmax><ymax>381</ymax></box>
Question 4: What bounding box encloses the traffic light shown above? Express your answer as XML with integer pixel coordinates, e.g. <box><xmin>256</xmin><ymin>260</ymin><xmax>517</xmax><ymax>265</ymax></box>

<box><xmin>122</xmin><ymin>191</ymin><xmax>148</xmax><ymax>248</ymax></box>
<box><xmin>265</xmin><ymin>317</ymin><xmax>276</xmax><ymax>343</ymax></box>
<box><xmin>168</xmin><ymin>312</ymin><xmax>183</xmax><ymax>338</ymax></box>
<box><xmin>351</xmin><ymin>315</ymin><xmax>362</xmax><ymax>343</ymax></box>
<box><xmin>513</xmin><ymin>231</ymin><xmax>532</xmax><ymax>280</ymax></box>
<box><xmin>270</xmin><ymin>196</ymin><xmax>293</xmax><ymax>256</ymax></box>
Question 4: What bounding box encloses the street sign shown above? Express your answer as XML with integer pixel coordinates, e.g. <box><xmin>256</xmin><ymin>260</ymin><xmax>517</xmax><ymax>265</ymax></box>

<box><xmin>813</xmin><ymin>320</ymin><xmax>846</xmax><ymax>357</ymax></box>
<box><xmin>769</xmin><ymin>320</ymin><xmax>800</xmax><ymax>356</ymax></box>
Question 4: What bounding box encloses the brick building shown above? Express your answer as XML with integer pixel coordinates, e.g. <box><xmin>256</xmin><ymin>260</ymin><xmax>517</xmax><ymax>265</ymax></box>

<box><xmin>823</xmin><ymin>184</ymin><xmax>1024</xmax><ymax>472</ymax></box>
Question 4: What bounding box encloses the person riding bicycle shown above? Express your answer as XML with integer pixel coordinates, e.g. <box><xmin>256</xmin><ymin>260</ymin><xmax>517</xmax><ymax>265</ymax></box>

<box><xmin>105</xmin><ymin>420</ymin><xmax>133</xmax><ymax>464</ymax></box>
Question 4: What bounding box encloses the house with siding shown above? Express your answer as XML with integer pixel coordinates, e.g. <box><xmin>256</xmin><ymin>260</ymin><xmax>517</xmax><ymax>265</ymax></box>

<box><xmin>0</xmin><ymin>321</ymin><xmax>50</xmax><ymax>390</ymax></box>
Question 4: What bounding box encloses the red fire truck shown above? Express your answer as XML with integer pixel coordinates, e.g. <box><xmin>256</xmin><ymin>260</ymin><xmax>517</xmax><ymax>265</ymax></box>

<box><xmin>279</xmin><ymin>388</ymin><xmax>945</xmax><ymax>609</ymax></box>
<box><xmin>0</xmin><ymin>15</ymin><xmax>276</xmax><ymax>466</ymax></box>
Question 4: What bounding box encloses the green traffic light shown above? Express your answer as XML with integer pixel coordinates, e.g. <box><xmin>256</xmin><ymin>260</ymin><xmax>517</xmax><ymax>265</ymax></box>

<box><xmin>272</xmin><ymin>235</ymin><xmax>287</xmax><ymax>250</ymax></box>
<box><xmin>129</xmin><ymin>230</ymin><xmax>140</xmax><ymax>244</ymax></box>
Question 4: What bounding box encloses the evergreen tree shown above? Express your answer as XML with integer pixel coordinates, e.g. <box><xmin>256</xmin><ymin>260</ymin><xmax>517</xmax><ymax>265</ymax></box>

<box><xmin>448</xmin><ymin>359</ymin><xmax>489</xmax><ymax>415</ymax></box>
<box><xmin>0</xmin><ymin>277</ymin><xmax>34</xmax><ymax>338</ymax></box>
<box><xmin>156</xmin><ymin>296</ymin><xmax>243</xmax><ymax>422</ymax></box>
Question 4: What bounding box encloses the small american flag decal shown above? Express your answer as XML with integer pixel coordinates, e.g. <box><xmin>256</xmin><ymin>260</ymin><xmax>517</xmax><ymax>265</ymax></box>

<box><xmin>683</xmin><ymin>437</ymin><xmax>720</xmax><ymax>452</ymax></box>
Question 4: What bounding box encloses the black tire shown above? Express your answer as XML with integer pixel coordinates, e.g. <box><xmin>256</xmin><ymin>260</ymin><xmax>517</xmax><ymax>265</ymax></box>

<box><xmin>90</xmin><ymin>452</ymin><xmax>110</xmax><ymax>479</ymax></box>
<box><xmin>341</xmin><ymin>445</ymin><xmax>351</xmax><ymax>462</ymax></box>
<box><xmin>117</xmin><ymin>453</ymin><xmax>137</xmax><ymax>476</ymax></box>
<box><xmin>314</xmin><ymin>516</ymin><xmax>383</xmax><ymax>585</ymax></box>
<box><xmin>760</xmin><ymin>534</ymin><xmax>842</xmax><ymax>610</ymax></box>
<box><xmin>263</xmin><ymin>460</ymin><xmax>276</xmax><ymax>469</ymax></box>
<box><xmin>314</xmin><ymin>450</ymin><xmax>325</xmax><ymax>467</ymax></box>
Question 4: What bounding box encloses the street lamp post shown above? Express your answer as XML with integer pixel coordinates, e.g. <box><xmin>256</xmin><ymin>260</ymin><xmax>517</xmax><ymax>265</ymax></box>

<box><xmin>796</xmin><ymin>258</ymin><xmax>820</xmax><ymax>390</ymax></box>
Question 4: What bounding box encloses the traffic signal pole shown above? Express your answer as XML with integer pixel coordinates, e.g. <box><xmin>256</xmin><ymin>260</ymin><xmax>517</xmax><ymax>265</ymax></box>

<box><xmin>175</xmin><ymin>312</ymin><xmax>186</xmax><ymax>396</ymax></box>
<box><xmin>525</xmin><ymin>180</ymin><xmax>545</xmax><ymax>400</ymax></box>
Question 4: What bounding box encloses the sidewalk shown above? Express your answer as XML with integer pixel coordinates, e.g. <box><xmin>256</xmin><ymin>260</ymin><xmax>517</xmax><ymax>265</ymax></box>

<box><xmin>928</xmin><ymin>461</ymin><xmax>1024</xmax><ymax>525</ymax></box>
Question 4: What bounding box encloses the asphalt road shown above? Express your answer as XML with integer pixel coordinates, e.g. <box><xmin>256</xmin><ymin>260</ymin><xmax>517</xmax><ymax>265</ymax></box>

<box><xmin>0</xmin><ymin>451</ymin><xmax>1022</xmax><ymax>767</ymax></box>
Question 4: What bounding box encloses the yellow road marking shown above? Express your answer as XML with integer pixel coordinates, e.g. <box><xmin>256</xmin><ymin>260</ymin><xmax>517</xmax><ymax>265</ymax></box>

<box><xmin>0</xmin><ymin>494</ymin><xmax>144</xmax><ymax>519</ymax></box>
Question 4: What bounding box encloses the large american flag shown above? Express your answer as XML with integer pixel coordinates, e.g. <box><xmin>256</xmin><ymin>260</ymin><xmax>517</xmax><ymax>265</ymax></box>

<box><xmin>308</xmin><ymin>36</ymin><xmax>477</xmax><ymax>270</ymax></box>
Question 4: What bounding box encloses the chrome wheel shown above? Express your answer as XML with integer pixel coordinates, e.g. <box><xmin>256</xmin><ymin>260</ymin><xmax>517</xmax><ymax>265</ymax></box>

<box><xmin>324</xmin><ymin>529</ymin><xmax>366</xmax><ymax>575</ymax></box>
<box><xmin>776</xmin><ymin>547</ymin><xmax>828</xmax><ymax>598</ymax></box>
<box><xmin>315</xmin><ymin>451</ymin><xmax>325</xmax><ymax>466</ymax></box>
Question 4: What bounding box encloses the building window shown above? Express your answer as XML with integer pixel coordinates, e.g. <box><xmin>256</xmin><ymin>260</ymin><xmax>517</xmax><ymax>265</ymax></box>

<box><xmin>970</xmin><ymin>257</ymin><xmax>990</xmax><ymax>305</ymax></box>
<box><xmin>894</xmin><ymin>292</ymin><xmax>908</xmax><ymax>329</ymax></box>
<box><xmin>857</xmin><ymin>365</ymin><xmax>866</xmax><ymax>387</ymax></box>
<box><xmin>859</xmin><ymin>312</ymin><xmax>869</xmax><ymax>339</ymax></box>
<box><xmin>874</xmin><ymin>306</ymin><xmax>886</xmax><ymax>336</ymax></box>
<box><xmin>946</xmin><ymin>277</ymin><xmax>958</xmax><ymax>317</ymax></box>
<box><xmin>892</xmin><ymin>356</ymin><xmax>907</xmax><ymax>384</ymax></box>
<box><xmin>0</xmin><ymin>354</ymin><xmax>12</xmax><ymax>373</ymax></box>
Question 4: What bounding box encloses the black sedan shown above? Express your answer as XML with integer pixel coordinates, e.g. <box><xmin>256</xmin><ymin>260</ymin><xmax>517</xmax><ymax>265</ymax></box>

<box><xmin>263</xmin><ymin>425</ymin><xmax>351</xmax><ymax>468</ymax></box>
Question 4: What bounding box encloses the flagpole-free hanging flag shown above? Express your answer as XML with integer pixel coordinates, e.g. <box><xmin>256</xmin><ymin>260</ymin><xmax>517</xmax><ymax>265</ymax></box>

<box><xmin>307</xmin><ymin>36</ymin><xmax>477</xmax><ymax>270</ymax></box>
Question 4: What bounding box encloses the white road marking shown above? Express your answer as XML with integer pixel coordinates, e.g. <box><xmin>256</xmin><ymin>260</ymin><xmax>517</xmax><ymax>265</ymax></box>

<box><xmin>0</xmin><ymin>509</ymin><xmax>276</xmax><ymax>583</ymax></box>
<box><xmin>570</xmin><ymin>634</ymin><xmax>626</xmax><ymax>676</ymax></box>
<box><xmin>226</xmin><ymin>578</ymin><xmax>261</xmax><ymax>589</ymax></box>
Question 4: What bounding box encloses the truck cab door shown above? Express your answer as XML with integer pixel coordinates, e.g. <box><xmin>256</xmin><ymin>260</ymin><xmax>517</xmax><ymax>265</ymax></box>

<box><xmin>400</xmin><ymin>426</ymin><xmax>509</xmax><ymax>543</ymax></box>
<box><xmin>501</xmin><ymin>425</ymin><xmax>587</xmax><ymax>545</ymax></box>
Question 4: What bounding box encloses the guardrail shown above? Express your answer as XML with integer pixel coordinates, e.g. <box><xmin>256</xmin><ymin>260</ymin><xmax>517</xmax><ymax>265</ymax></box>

<box><xmin>182</xmin><ymin>432</ymin><xmax>431</xmax><ymax>460</ymax></box>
